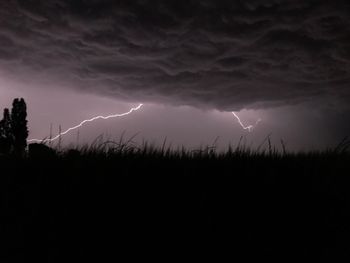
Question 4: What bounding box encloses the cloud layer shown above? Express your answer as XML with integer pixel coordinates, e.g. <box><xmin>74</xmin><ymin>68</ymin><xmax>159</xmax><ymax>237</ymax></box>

<box><xmin>0</xmin><ymin>0</ymin><xmax>350</xmax><ymax>110</ymax></box>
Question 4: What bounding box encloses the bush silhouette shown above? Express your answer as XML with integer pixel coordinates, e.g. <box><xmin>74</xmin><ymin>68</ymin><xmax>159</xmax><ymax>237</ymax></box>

<box><xmin>28</xmin><ymin>143</ymin><xmax>56</xmax><ymax>159</ymax></box>
<box><xmin>0</xmin><ymin>98</ymin><xmax>28</xmax><ymax>155</ymax></box>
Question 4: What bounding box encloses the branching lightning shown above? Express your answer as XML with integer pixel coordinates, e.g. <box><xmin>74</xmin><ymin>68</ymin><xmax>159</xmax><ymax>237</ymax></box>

<box><xmin>27</xmin><ymin>103</ymin><xmax>259</xmax><ymax>143</ymax></box>
<box><xmin>232</xmin><ymin>112</ymin><xmax>261</xmax><ymax>132</ymax></box>
<box><xmin>28</xmin><ymin>104</ymin><xmax>143</xmax><ymax>143</ymax></box>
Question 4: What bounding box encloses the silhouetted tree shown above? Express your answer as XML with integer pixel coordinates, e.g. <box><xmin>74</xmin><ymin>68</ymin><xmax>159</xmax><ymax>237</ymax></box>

<box><xmin>11</xmin><ymin>98</ymin><xmax>28</xmax><ymax>156</ymax></box>
<box><xmin>0</xmin><ymin>108</ymin><xmax>13</xmax><ymax>154</ymax></box>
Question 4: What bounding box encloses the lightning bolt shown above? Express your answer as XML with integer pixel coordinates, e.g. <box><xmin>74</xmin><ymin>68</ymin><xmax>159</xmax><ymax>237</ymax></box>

<box><xmin>28</xmin><ymin>104</ymin><xmax>143</xmax><ymax>143</ymax></box>
<box><xmin>232</xmin><ymin>112</ymin><xmax>261</xmax><ymax>132</ymax></box>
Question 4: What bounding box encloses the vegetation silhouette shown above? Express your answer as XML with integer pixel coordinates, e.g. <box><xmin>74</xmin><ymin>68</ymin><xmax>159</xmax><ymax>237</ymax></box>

<box><xmin>0</xmin><ymin>98</ymin><xmax>28</xmax><ymax>156</ymax></box>
<box><xmin>0</xmin><ymin>99</ymin><xmax>350</xmax><ymax>261</ymax></box>
<box><xmin>0</xmin><ymin>108</ymin><xmax>12</xmax><ymax>154</ymax></box>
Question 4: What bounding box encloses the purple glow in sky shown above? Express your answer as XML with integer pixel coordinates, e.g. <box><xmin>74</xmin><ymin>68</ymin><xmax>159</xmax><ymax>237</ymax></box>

<box><xmin>1</xmin><ymin>79</ymin><xmax>348</xmax><ymax>152</ymax></box>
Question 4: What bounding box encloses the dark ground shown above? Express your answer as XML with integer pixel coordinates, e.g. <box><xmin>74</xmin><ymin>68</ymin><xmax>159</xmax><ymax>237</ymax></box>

<box><xmin>1</xmin><ymin>146</ymin><xmax>350</xmax><ymax>261</ymax></box>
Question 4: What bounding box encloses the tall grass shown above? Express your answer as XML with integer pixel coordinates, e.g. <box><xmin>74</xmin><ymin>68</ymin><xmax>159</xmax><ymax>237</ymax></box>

<box><xmin>1</xmin><ymin>136</ymin><xmax>350</xmax><ymax>261</ymax></box>
<box><xmin>27</xmin><ymin>134</ymin><xmax>350</xmax><ymax>160</ymax></box>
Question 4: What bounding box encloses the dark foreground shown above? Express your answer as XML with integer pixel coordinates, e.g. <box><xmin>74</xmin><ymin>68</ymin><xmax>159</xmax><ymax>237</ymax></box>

<box><xmin>1</xmin><ymin>147</ymin><xmax>350</xmax><ymax>261</ymax></box>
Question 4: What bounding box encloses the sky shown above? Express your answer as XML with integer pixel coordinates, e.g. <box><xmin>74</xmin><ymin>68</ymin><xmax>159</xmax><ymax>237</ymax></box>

<box><xmin>0</xmin><ymin>0</ymin><xmax>350</xmax><ymax>151</ymax></box>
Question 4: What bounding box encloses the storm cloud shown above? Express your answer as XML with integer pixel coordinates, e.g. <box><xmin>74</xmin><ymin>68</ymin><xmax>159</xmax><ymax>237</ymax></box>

<box><xmin>0</xmin><ymin>0</ymin><xmax>350</xmax><ymax>110</ymax></box>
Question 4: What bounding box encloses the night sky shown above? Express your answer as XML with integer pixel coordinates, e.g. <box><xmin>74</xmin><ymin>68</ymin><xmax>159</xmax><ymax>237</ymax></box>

<box><xmin>1</xmin><ymin>0</ymin><xmax>350</xmax><ymax>151</ymax></box>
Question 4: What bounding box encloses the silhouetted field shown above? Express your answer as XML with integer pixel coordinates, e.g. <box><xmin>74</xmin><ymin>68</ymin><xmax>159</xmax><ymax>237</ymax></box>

<box><xmin>1</xmin><ymin>141</ymin><xmax>350</xmax><ymax>261</ymax></box>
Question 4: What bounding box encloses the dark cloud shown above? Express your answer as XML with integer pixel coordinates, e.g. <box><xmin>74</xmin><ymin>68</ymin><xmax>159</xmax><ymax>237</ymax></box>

<box><xmin>0</xmin><ymin>0</ymin><xmax>350</xmax><ymax>110</ymax></box>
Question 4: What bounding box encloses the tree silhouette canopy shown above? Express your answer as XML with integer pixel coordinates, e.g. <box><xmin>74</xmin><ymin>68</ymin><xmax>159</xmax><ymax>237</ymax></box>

<box><xmin>0</xmin><ymin>98</ymin><xmax>28</xmax><ymax>155</ymax></box>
